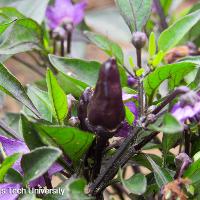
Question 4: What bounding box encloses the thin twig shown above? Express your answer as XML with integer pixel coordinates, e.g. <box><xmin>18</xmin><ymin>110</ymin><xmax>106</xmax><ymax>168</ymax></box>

<box><xmin>152</xmin><ymin>87</ymin><xmax>189</xmax><ymax>115</ymax></box>
<box><xmin>60</xmin><ymin>38</ymin><xmax>65</xmax><ymax>56</ymax></box>
<box><xmin>153</xmin><ymin>0</ymin><xmax>168</xmax><ymax>30</ymax></box>
<box><xmin>89</xmin><ymin>130</ymin><xmax>159</xmax><ymax>195</ymax></box>
<box><xmin>121</xmin><ymin>64</ymin><xmax>135</xmax><ymax>78</ymax></box>
<box><xmin>12</xmin><ymin>55</ymin><xmax>45</xmax><ymax>77</ymax></box>
<box><xmin>136</xmin><ymin>48</ymin><xmax>144</xmax><ymax>117</ymax></box>
<box><xmin>184</xmin><ymin>129</ymin><xmax>190</xmax><ymax>156</ymax></box>
<box><xmin>67</xmin><ymin>31</ymin><xmax>72</xmax><ymax>54</ymax></box>
<box><xmin>44</xmin><ymin>172</ymin><xmax>52</xmax><ymax>189</ymax></box>
<box><xmin>89</xmin><ymin>127</ymin><xmax>141</xmax><ymax>195</ymax></box>
<box><xmin>53</xmin><ymin>38</ymin><xmax>57</xmax><ymax>55</ymax></box>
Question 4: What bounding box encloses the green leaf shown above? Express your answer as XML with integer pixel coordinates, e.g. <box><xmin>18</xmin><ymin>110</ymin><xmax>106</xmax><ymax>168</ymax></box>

<box><xmin>49</xmin><ymin>54</ymin><xmax>100</xmax><ymax>87</ymax></box>
<box><xmin>148</xmin><ymin>32</ymin><xmax>156</xmax><ymax>57</ymax></box>
<box><xmin>136</xmin><ymin>68</ymin><xmax>145</xmax><ymax>77</ymax></box>
<box><xmin>152</xmin><ymin>51</ymin><xmax>164</xmax><ymax>67</ymax></box>
<box><xmin>57</xmin><ymin>73</ymin><xmax>86</xmax><ymax>98</ymax></box>
<box><xmin>160</xmin><ymin>0</ymin><xmax>172</xmax><ymax>15</ymax></box>
<box><xmin>178</xmin><ymin>56</ymin><xmax>200</xmax><ymax>66</ymax></box>
<box><xmin>133</xmin><ymin>153</ymin><xmax>162</xmax><ymax>171</ymax></box>
<box><xmin>2</xmin><ymin>112</ymin><xmax>22</xmax><ymax>139</ymax></box>
<box><xmin>85</xmin><ymin>31</ymin><xmax>124</xmax><ymax>64</ymax></box>
<box><xmin>4</xmin><ymin>168</ymin><xmax>23</xmax><ymax>183</ymax></box>
<box><xmin>162</xmin><ymin>133</ymin><xmax>180</xmax><ymax>155</ymax></box>
<box><xmin>187</xmin><ymin>3</ymin><xmax>200</xmax><ymax>42</ymax></box>
<box><xmin>184</xmin><ymin>159</ymin><xmax>200</xmax><ymax>184</ymax></box>
<box><xmin>46</xmin><ymin>69</ymin><xmax>68</xmax><ymax>125</ymax></box>
<box><xmin>0</xmin><ymin>62</ymin><xmax>40</xmax><ymax>117</ymax></box>
<box><xmin>43</xmin><ymin>178</ymin><xmax>91</xmax><ymax>200</ymax></box>
<box><xmin>158</xmin><ymin>9</ymin><xmax>200</xmax><ymax>53</ymax></box>
<box><xmin>144</xmin><ymin>62</ymin><xmax>196</xmax><ymax>102</ymax></box>
<box><xmin>0</xmin><ymin>18</ymin><xmax>42</xmax><ymax>55</ymax></box>
<box><xmin>0</xmin><ymin>17</ymin><xmax>16</xmax><ymax>35</ymax></box>
<box><xmin>193</xmin><ymin>151</ymin><xmax>200</xmax><ymax>162</ymax></box>
<box><xmin>20</xmin><ymin>115</ymin><xmax>43</xmax><ymax>150</ymax></box>
<box><xmin>0</xmin><ymin>7</ymin><xmax>25</xmax><ymax>20</ymax></box>
<box><xmin>27</xmin><ymin>85</ymin><xmax>52</xmax><ymax>122</ymax></box>
<box><xmin>123</xmin><ymin>173</ymin><xmax>147</xmax><ymax>195</ymax></box>
<box><xmin>21</xmin><ymin>147</ymin><xmax>62</xmax><ymax>184</ymax></box>
<box><xmin>19</xmin><ymin>192</ymin><xmax>36</xmax><ymax>200</ymax></box>
<box><xmin>150</xmin><ymin>113</ymin><xmax>183</xmax><ymax>134</ymax></box>
<box><xmin>0</xmin><ymin>0</ymin><xmax>49</xmax><ymax>24</ymax></box>
<box><xmin>115</xmin><ymin>0</ymin><xmax>152</xmax><ymax>32</ymax></box>
<box><xmin>49</xmin><ymin>55</ymin><xmax>127</xmax><ymax>88</ymax></box>
<box><xmin>146</xmin><ymin>155</ymin><xmax>173</xmax><ymax>187</ymax></box>
<box><xmin>35</xmin><ymin>124</ymin><xmax>95</xmax><ymax>164</ymax></box>
<box><xmin>125</xmin><ymin>106</ymin><xmax>135</xmax><ymax>125</ymax></box>
<box><xmin>68</xmin><ymin>179</ymin><xmax>89</xmax><ymax>200</ymax></box>
<box><xmin>0</xmin><ymin>153</ymin><xmax>20</xmax><ymax>182</ymax></box>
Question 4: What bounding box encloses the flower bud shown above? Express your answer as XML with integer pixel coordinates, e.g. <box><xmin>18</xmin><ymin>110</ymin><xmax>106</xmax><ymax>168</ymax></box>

<box><xmin>175</xmin><ymin>153</ymin><xmax>192</xmax><ymax>178</ymax></box>
<box><xmin>127</xmin><ymin>75</ymin><xmax>138</xmax><ymax>87</ymax></box>
<box><xmin>78</xmin><ymin>87</ymin><xmax>94</xmax><ymax>130</ymax></box>
<box><xmin>68</xmin><ymin>116</ymin><xmax>80</xmax><ymax>127</ymax></box>
<box><xmin>87</xmin><ymin>58</ymin><xmax>125</xmax><ymax>131</ymax></box>
<box><xmin>131</xmin><ymin>32</ymin><xmax>147</xmax><ymax>49</ymax></box>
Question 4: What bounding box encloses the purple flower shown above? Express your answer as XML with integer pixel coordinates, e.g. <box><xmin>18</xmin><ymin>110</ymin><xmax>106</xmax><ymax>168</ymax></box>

<box><xmin>122</xmin><ymin>92</ymin><xmax>138</xmax><ymax>101</ymax></box>
<box><xmin>0</xmin><ymin>183</ymin><xmax>21</xmax><ymax>200</ymax></box>
<box><xmin>171</xmin><ymin>90</ymin><xmax>200</xmax><ymax>123</ymax></box>
<box><xmin>116</xmin><ymin>101</ymin><xmax>138</xmax><ymax>137</ymax></box>
<box><xmin>46</xmin><ymin>0</ymin><xmax>87</xmax><ymax>30</ymax></box>
<box><xmin>0</xmin><ymin>135</ymin><xmax>63</xmax><ymax>198</ymax></box>
<box><xmin>127</xmin><ymin>75</ymin><xmax>138</xmax><ymax>87</ymax></box>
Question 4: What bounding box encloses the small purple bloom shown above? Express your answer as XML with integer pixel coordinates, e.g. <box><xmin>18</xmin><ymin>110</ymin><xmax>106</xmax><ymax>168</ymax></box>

<box><xmin>175</xmin><ymin>153</ymin><xmax>192</xmax><ymax>178</ymax></box>
<box><xmin>171</xmin><ymin>90</ymin><xmax>200</xmax><ymax>123</ymax></box>
<box><xmin>122</xmin><ymin>92</ymin><xmax>138</xmax><ymax>101</ymax></box>
<box><xmin>0</xmin><ymin>136</ymin><xmax>29</xmax><ymax>172</ymax></box>
<box><xmin>127</xmin><ymin>75</ymin><xmax>138</xmax><ymax>87</ymax></box>
<box><xmin>0</xmin><ymin>183</ymin><xmax>21</xmax><ymax>200</ymax></box>
<box><xmin>116</xmin><ymin>101</ymin><xmax>138</xmax><ymax>137</ymax></box>
<box><xmin>46</xmin><ymin>0</ymin><xmax>87</xmax><ymax>30</ymax></box>
<box><xmin>0</xmin><ymin>135</ymin><xmax>63</xmax><ymax>190</ymax></box>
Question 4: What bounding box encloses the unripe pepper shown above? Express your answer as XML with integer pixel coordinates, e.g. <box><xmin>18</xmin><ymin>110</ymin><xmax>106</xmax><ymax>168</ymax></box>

<box><xmin>87</xmin><ymin>58</ymin><xmax>125</xmax><ymax>131</ymax></box>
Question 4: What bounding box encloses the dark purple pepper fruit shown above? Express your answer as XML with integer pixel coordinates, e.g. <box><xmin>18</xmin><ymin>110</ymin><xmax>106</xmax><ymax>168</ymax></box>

<box><xmin>87</xmin><ymin>58</ymin><xmax>125</xmax><ymax>131</ymax></box>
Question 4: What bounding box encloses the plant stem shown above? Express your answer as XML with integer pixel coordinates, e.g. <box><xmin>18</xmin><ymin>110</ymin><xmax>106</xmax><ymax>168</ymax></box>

<box><xmin>12</xmin><ymin>56</ymin><xmax>45</xmax><ymax>77</ymax></box>
<box><xmin>152</xmin><ymin>87</ymin><xmax>189</xmax><ymax>115</ymax></box>
<box><xmin>67</xmin><ymin>30</ymin><xmax>72</xmax><ymax>54</ymax></box>
<box><xmin>121</xmin><ymin>64</ymin><xmax>135</xmax><ymax>78</ymax></box>
<box><xmin>89</xmin><ymin>127</ymin><xmax>141</xmax><ymax>195</ymax></box>
<box><xmin>184</xmin><ymin>129</ymin><xmax>190</xmax><ymax>156</ymax></box>
<box><xmin>44</xmin><ymin>172</ymin><xmax>52</xmax><ymax>189</ymax></box>
<box><xmin>53</xmin><ymin>38</ymin><xmax>57</xmax><ymax>55</ymax></box>
<box><xmin>153</xmin><ymin>0</ymin><xmax>168</xmax><ymax>30</ymax></box>
<box><xmin>136</xmin><ymin>48</ymin><xmax>144</xmax><ymax>117</ymax></box>
<box><xmin>91</xmin><ymin>135</ymin><xmax>108</xmax><ymax>181</ymax></box>
<box><xmin>89</xmin><ymin>130</ymin><xmax>159</xmax><ymax>195</ymax></box>
<box><xmin>60</xmin><ymin>38</ymin><xmax>65</xmax><ymax>56</ymax></box>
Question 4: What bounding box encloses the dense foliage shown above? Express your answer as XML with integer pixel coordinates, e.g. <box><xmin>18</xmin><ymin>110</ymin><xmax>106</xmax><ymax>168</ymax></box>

<box><xmin>0</xmin><ymin>0</ymin><xmax>200</xmax><ymax>199</ymax></box>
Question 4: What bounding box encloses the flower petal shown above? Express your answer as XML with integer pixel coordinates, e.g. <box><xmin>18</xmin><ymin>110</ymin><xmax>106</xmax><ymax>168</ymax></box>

<box><xmin>0</xmin><ymin>183</ymin><xmax>21</xmax><ymax>200</ymax></box>
<box><xmin>0</xmin><ymin>136</ymin><xmax>29</xmax><ymax>172</ymax></box>
<box><xmin>73</xmin><ymin>0</ymin><xmax>87</xmax><ymax>25</ymax></box>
